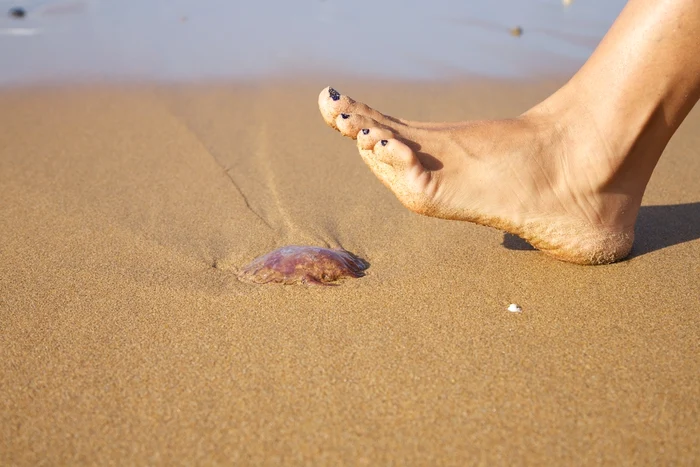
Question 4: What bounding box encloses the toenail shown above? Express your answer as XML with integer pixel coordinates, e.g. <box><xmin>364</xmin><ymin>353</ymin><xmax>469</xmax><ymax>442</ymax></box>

<box><xmin>329</xmin><ymin>87</ymin><xmax>340</xmax><ymax>101</ymax></box>
<box><xmin>380</xmin><ymin>140</ymin><xmax>388</xmax><ymax>146</ymax></box>
<box><xmin>341</xmin><ymin>113</ymin><xmax>350</xmax><ymax>119</ymax></box>
<box><xmin>362</xmin><ymin>128</ymin><xmax>370</xmax><ymax>135</ymax></box>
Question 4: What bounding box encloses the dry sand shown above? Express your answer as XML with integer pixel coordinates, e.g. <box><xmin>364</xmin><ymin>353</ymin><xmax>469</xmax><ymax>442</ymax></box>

<box><xmin>1</xmin><ymin>79</ymin><xmax>698</xmax><ymax>465</ymax></box>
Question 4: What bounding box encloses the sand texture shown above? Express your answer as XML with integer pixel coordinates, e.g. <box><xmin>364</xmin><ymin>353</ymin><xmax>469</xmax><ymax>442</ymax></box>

<box><xmin>1</xmin><ymin>80</ymin><xmax>699</xmax><ymax>465</ymax></box>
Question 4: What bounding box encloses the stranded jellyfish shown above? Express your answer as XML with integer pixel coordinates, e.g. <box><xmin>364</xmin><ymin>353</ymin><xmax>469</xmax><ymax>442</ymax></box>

<box><xmin>238</xmin><ymin>246</ymin><xmax>369</xmax><ymax>286</ymax></box>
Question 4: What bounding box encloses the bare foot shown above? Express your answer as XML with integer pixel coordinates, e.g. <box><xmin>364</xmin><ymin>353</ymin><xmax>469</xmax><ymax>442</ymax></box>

<box><xmin>318</xmin><ymin>86</ymin><xmax>644</xmax><ymax>265</ymax></box>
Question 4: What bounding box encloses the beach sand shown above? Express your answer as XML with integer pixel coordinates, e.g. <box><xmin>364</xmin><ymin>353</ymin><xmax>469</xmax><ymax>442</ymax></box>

<box><xmin>1</xmin><ymin>79</ymin><xmax>698</xmax><ymax>465</ymax></box>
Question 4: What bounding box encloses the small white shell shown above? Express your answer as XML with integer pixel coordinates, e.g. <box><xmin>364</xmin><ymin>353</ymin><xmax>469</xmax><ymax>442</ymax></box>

<box><xmin>507</xmin><ymin>303</ymin><xmax>523</xmax><ymax>313</ymax></box>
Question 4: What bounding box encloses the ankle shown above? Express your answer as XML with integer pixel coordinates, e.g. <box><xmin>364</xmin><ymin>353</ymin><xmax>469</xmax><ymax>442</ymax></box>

<box><xmin>530</xmin><ymin>80</ymin><xmax>665</xmax><ymax>188</ymax></box>
<box><xmin>518</xmin><ymin>88</ymin><xmax>650</xmax><ymax>229</ymax></box>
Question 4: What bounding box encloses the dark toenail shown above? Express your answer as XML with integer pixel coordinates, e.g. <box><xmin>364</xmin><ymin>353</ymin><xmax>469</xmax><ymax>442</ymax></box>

<box><xmin>380</xmin><ymin>140</ymin><xmax>388</xmax><ymax>146</ymax></box>
<box><xmin>341</xmin><ymin>113</ymin><xmax>350</xmax><ymax>119</ymax></box>
<box><xmin>362</xmin><ymin>129</ymin><xmax>370</xmax><ymax>135</ymax></box>
<box><xmin>329</xmin><ymin>87</ymin><xmax>340</xmax><ymax>101</ymax></box>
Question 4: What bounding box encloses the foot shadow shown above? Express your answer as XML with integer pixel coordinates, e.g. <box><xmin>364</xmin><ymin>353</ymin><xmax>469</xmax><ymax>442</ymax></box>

<box><xmin>502</xmin><ymin>202</ymin><xmax>700</xmax><ymax>259</ymax></box>
<box><xmin>629</xmin><ymin>202</ymin><xmax>700</xmax><ymax>258</ymax></box>
<box><xmin>502</xmin><ymin>233</ymin><xmax>536</xmax><ymax>251</ymax></box>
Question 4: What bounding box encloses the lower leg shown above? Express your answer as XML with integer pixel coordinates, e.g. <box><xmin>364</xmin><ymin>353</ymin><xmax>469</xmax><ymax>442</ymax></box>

<box><xmin>535</xmin><ymin>0</ymin><xmax>700</xmax><ymax>206</ymax></box>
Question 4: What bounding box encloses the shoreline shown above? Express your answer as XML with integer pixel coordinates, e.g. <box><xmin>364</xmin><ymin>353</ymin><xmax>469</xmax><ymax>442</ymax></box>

<box><xmin>0</xmin><ymin>68</ymin><xmax>577</xmax><ymax>91</ymax></box>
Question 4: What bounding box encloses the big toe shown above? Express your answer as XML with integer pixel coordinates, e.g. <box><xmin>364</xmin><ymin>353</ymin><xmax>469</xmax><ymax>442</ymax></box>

<box><xmin>318</xmin><ymin>86</ymin><xmax>390</xmax><ymax>131</ymax></box>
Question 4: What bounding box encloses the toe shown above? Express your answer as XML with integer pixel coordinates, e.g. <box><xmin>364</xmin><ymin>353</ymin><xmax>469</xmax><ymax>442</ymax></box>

<box><xmin>335</xmin><ymin>113</ymin><xmax>381</xmax><ymax>139</ymax></box>
<box><xmin>366</xmin><ymin>139</ymin><xmax>435</xmax><ymax>211</ymax></box>
<box><xmin>318</xmin><ymin>86</ymin><xmax>350</xmax><ymax>129</ymax></box>
<box><xmin>318</xmin><ymin>86</ymin><xmax>393</xmax><ymax>131</ymax></box>
<box><xmin>372</xmin><ymin>138</ymin><xmax>418</xmax><ymax>170</ymax></box>
<box><xmin>356</xmin><ymin>127</ymin><xmax>395</xmax><ymax>150</ymax></box>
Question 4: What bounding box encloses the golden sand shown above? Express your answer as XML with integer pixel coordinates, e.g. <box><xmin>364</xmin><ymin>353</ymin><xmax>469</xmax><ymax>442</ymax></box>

<box><xmin>1</xmin><ymin>80</ymin><xmax>698</xmax><ymax>464</ymax></box>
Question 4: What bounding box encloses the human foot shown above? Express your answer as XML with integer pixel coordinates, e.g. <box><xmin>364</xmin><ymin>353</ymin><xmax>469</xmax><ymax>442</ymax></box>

<box><xmin>318</xmin><ymin>86</ymin><xmax>644</xmax><ymax>265</ymax></box>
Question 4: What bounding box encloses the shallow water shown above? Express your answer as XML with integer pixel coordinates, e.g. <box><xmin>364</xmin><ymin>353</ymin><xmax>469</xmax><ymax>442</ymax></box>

<box><xmin>0</xmin><ymin>0</ymin><xmax>625</xmax><ymax>85</ymax></box>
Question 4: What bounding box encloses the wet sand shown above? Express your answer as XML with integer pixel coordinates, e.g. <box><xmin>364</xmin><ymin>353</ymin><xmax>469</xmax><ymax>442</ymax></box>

<box><xmin>1</xmin><ymin>79</ymin><xmax>698</xmax><ymax>465</ymax></box>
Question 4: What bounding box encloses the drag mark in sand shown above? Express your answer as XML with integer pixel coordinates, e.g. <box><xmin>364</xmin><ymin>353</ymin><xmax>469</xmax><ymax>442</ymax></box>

<box><xmin>170</xmin><ymin>113</ymin><xmax>275</xmax><ymax>232</ymax></box>
<box><xmin>238</xmin><ymin>246</ymin><xmax>369</xmax><ymax>286</ymax></box>
<box><xmin>222</xmin><ymin>167</ymin><xmax>274</xmax><ymax>232</ymax></box>
<box><xmin>253</xmin><ymin>121</ymin><xmax>302</xmax><ymax>237</ymax></box>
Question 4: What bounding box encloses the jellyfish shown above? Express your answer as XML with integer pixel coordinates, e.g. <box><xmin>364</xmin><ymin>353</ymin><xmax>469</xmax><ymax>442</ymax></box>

<box><xmin>238</xmin><ymin>246</ymin><xmax>369</xmax><ymax>286</ymax></box>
